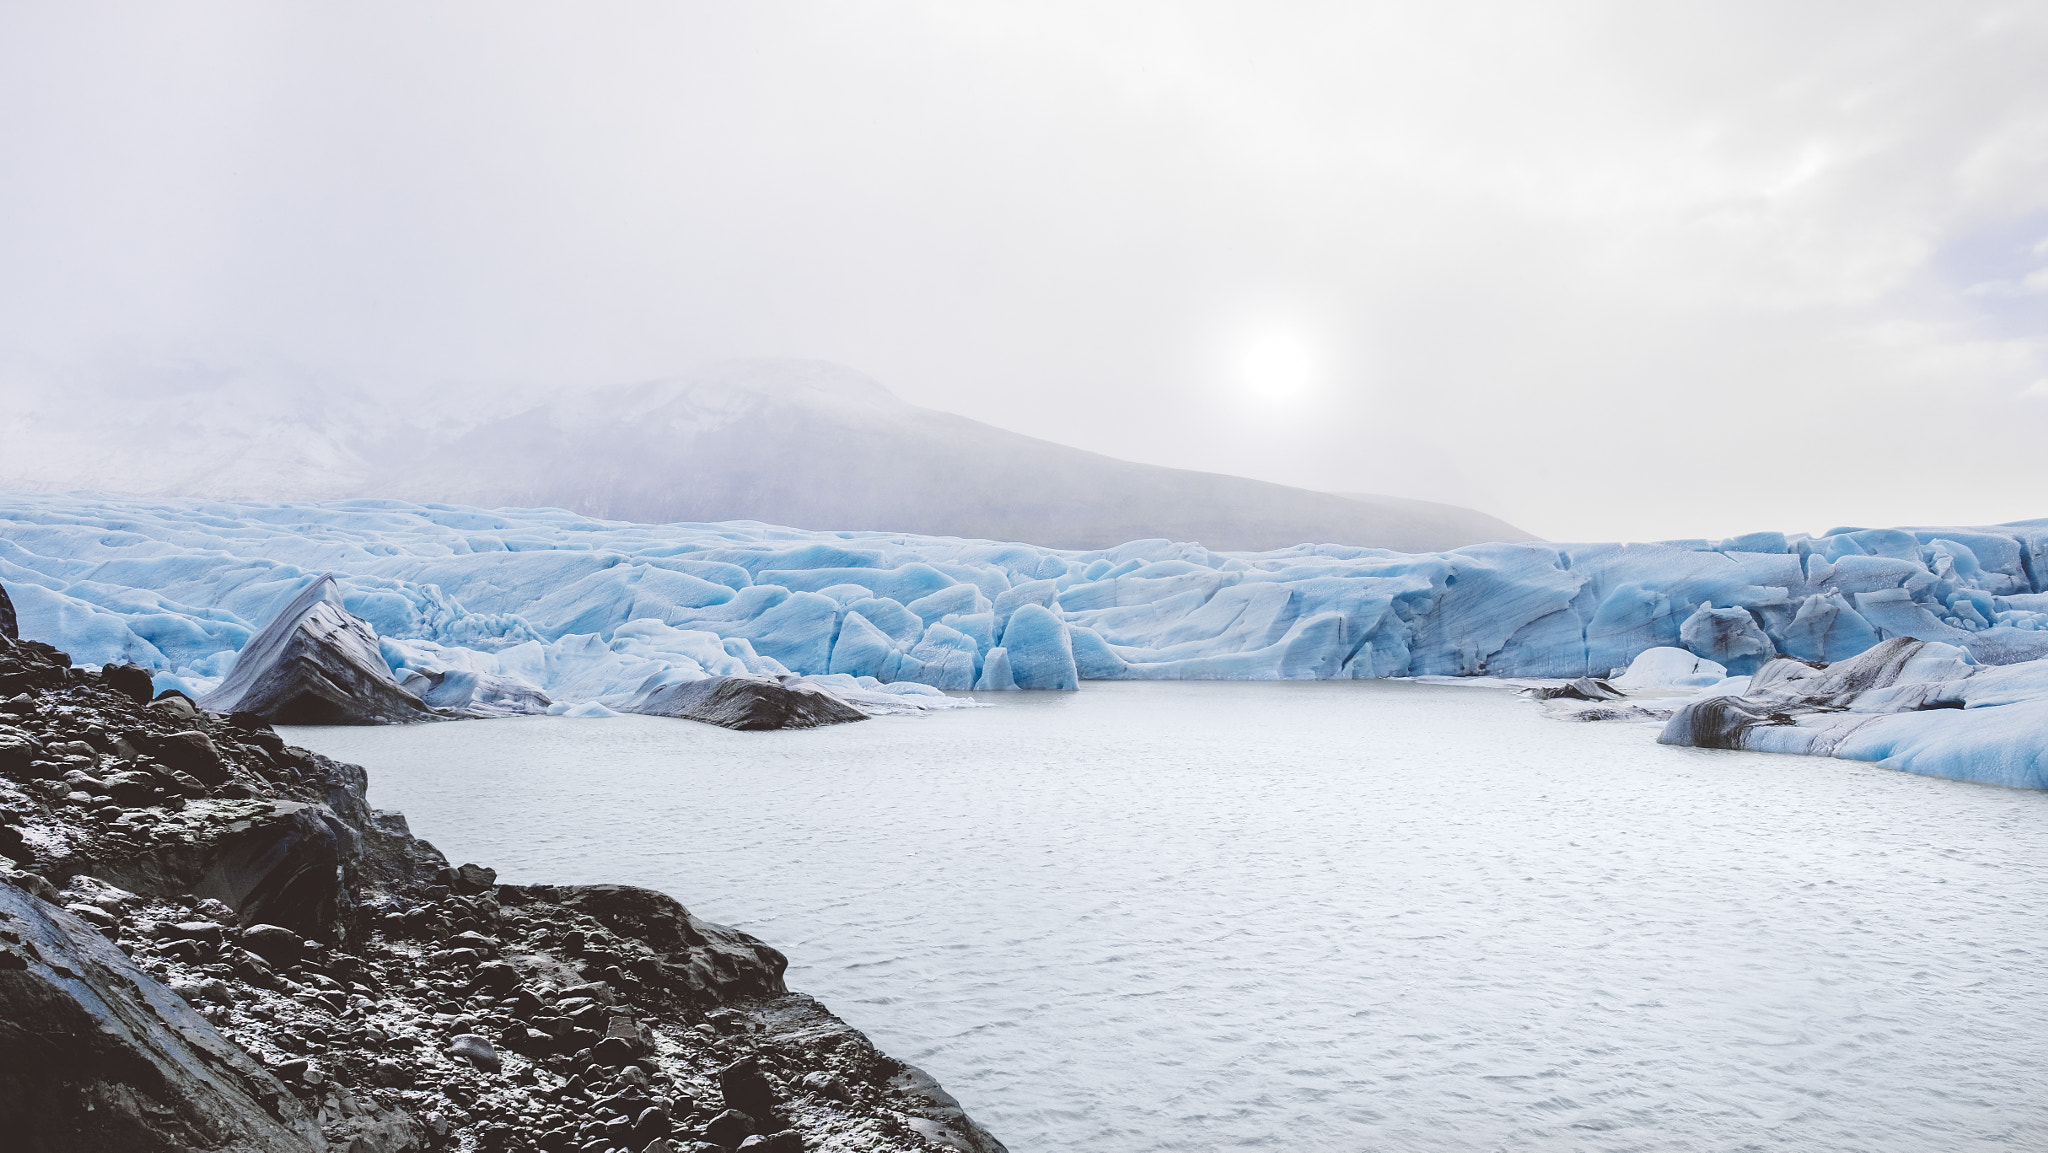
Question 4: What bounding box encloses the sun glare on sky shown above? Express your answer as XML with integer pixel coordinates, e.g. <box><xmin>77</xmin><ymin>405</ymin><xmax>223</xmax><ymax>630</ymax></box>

<box><xmin>1237</xmin><ymin>328</ymin><xmax>1317</xmax><ymax>402</ymax></box>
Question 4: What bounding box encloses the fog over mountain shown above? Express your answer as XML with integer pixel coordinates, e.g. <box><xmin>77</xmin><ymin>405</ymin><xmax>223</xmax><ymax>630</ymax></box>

<box><xmin>0</xmin><ymin>359</ymin><xmax>1527</xmax><ymax>552</ymax></box>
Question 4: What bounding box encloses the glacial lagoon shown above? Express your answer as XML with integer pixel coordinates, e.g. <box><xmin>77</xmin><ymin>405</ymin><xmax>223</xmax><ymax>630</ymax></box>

<box><xmin>288</xmin><ymin>680</ymin><xmax>2048</xmax><ymax>1152</ymax></box>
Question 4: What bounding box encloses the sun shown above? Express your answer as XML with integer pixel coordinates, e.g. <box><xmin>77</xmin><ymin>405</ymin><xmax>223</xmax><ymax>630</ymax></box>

<box><xmin>1238</xmin><ymin>329</ymin><xmax>1317</xmax><ymax>402</ymax></box>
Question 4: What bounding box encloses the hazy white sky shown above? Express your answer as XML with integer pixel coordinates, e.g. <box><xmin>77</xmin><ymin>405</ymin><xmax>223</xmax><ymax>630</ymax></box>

<box><xmin>2</xmin><ymin>2</ymin><xmax>2045</xmax><ymax>542</ymax></box>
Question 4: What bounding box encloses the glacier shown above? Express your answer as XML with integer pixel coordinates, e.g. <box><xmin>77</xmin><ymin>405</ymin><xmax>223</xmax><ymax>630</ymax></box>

<box><xmin>4</xmin><ymin>494</ymin><xmax>2048</xmax><ymax>786</ymax></box>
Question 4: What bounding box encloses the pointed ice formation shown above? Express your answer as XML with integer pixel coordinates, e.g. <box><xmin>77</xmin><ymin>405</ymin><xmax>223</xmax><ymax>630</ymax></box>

<box><xmin>199</xmin><ymin>576</ymin><xmax>437</xmax><ymax>725</ymax></box>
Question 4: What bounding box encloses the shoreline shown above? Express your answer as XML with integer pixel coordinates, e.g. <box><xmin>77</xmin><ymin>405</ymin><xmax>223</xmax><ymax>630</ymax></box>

<box><xmin>0</xmin><ymin>626</ymin><xmax>1007</xmax><ymax>1152</ymax></box>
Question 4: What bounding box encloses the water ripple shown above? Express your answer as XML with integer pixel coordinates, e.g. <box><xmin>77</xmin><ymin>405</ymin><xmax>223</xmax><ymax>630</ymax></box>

<box><xmin>288</xmin><ymin>680</ymin><xmax>2048</xmax><ymax>1152</ymax></box>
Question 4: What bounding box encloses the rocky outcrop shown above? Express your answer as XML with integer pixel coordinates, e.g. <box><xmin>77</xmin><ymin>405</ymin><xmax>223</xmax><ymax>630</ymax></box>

<box><xmin>198</xmin><ymin>576</ymin><xmax>437</xmax><ymax>725</ymax></box>
<box><xmin>0</xmin><ymin>586</ymin><xmax>1009</xmax><ymax>1153</ymax></box>
<box><xmin>0</xmin><ymin>580</ymin><xmax>16</xmax><ymax>642</ymax></box>
<box><xmin>0</xmin><ymin>881</ymin><xmax>328</xmax><ymax>1152</ymax></box>
<box><xmin>624</xmin><ymin>676</ymin><xmax>869</xmax><ymax>731</ymax></box>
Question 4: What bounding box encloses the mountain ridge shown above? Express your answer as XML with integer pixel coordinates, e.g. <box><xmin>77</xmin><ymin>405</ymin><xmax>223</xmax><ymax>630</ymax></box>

<box><xmin>2</xmin><ymin>358</ymin><xmax>1530</xmax><ymax>553</ymax></box>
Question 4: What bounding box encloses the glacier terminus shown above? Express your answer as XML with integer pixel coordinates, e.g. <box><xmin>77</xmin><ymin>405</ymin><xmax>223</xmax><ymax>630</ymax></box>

<box><xmin>6</xmin><ymin>494</ymin><xmax>2048</xmax><ymax>788</ymax></box>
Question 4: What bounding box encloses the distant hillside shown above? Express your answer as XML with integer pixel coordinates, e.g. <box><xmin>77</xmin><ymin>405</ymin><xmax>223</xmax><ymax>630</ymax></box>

<box><xmin>379</xmin><ymin>360</ymin><xmax>1531</xmax><ymax>552</ymax></box>
<box><xmin>0</xmin><ymin>358</ymin><xmax>1529</xmax><ymax>552</ymax></box>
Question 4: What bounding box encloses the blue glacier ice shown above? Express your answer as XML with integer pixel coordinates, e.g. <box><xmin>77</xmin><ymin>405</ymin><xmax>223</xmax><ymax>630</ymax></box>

<box><xmin>1651</xmin><ymin>638</ymin><xmax>2048</xmax><ymax>790</ymax></box>
<box><xmin>4</xmin><ymin>494</ymin><xmax>2048</xmax><ymax>785</ymax></box>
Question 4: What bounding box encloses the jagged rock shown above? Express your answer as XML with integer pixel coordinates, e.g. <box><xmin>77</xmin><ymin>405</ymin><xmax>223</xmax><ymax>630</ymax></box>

<box><xmin>96</xmin><ymin>801</ymin><xmax>356</xmax><ymax>943</ymax></box>
<box><xmin>800</xmin><ymin>1071</ymin><xmax>851</xmax><ymax>1102</ymax></box>
<box><xmin>0</xmin><ymin>581</ymin><xmax>15</xmax><ymax>641</ymax></box>
<box><xmin>0</xmin><ymin>882</ymin><xmax>325</xmax><ymax>1151</ymax></box>
<box><xmin>592</xmin><ymin>1034</ymin><xmax>637</xmax><ymax>1066</ymax></box>
<box><xmin>0</xmin><ymin>732</ymin><xmax>40</xmax><ymax>775</ymax></box>
<box><xmin>198</xmin><ymin>575</ymin><xmax>436</xmax><ymax>725</ymax></box>
<box><xmin>622</xmin><ymin>675</ymin><xmax>868</xmax><ymax>731</ymax></box>
<box><xmin>538</xmin><ymin>884</ymin><xmax>789</xmax><ymax>1001</ymax></box>
<box><xmin>444</xmin><ymin>861</ymin><xmax>498</xmax><ymax>894</ymax></box>
<box><xmin>133</xmin><ymin>729</ymin><xmax>228</xmax><ymax>786</ymax></box>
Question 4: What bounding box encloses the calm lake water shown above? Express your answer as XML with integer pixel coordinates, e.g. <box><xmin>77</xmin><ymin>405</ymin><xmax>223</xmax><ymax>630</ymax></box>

<box><xmin>285</xmin><ymin>680</ymin><xmax>2048</xmax><ymax>1152</ymax></box>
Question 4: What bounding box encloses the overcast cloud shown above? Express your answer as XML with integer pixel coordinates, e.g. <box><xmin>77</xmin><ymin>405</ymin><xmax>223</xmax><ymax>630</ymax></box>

<box><xmin>2</xmin><ymin>2</ymin><xmax>2044</xmax><ymax>542</ymax></box>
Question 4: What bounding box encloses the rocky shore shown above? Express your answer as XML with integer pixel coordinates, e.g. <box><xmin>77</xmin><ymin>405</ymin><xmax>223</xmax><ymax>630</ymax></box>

<box><xmin>0</xmin><ymin>605</ymin><xmax>1007</xmax><ymax>1153</ymax></box>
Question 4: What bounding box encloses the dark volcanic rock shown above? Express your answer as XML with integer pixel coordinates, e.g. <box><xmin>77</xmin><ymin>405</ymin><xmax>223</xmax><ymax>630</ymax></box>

<box><xmin>198</xmin><ymin>574</ymin><xmax>436</xmax><ymax>725</ymax></box>
<box><xmin>0</xmin><ymin>883</ymin><xmax>324</xmax><ymax>1152</ymax></box>
<box><xmin>624</xmin><ymin>675</ymin><xmax>868</xmax><ymax>730</ymax></box>
<box><xmin>0</xmin><ymin>581</ymin><xmax>15</xmax><ymax>641</ymax></box>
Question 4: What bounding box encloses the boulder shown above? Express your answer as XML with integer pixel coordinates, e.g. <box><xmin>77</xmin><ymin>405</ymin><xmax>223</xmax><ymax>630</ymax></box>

<box><xmin>622</xmin><ymin>675</ymin><xmax>867</xmax><ymax>731</ymax></box>
<box><xmin>702</xmin><ymin>1108</ymin><xmax>755</xmax><ymax>1150</ymax></box>
<box><xmin>98</xmin><ymin>662</ymin><xmax>155</xmax><ymax>706</ymax></box>
<box><xmin>446</xmin><ymin>1033</ymin><xmax>501</xmax><ymax>1073</ymax></box>
<box><xmin>145</xmin><ymin>730</ymin><xmax>228</xmax><ymax>785</ymax></box>
<box><xmin>239</xmin><ymin>923</ymin><xmax>305</xmax><ymax>966</ymax></box>
<box><xmin>149</xmin><ymin>692</ymin><xmax>199</xmax><ymax>722</ymax></box>
<box><xmin>0</xmin><ymin>582</ymin><xmax>14</xmax><ymax>641</ymax></box>
<box><xmin>719</xmin><ymin>1055</ymin><xmax>779</xmax><ymax>1123</ymax></box>
<box><xmin>0</xmin><ymin>881</ymin><xmax>324</xmax><ymax>1151</ymax></box>
<box><xmin>198</xmin><ymin>575</ymin><xmax>437</xmax><ymax>725</ymax></box>
<box><xmin>591</xmin><ymin>1035</ymin><xmax>636</xmax><ymax>1066</ymax></box>
<box><xmin>444</xmin><ymin>861</ymin><xmax>497</xmax><ymax>894</ymax></box>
